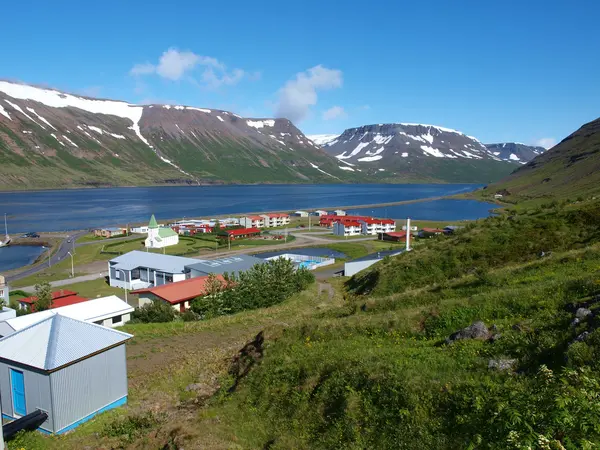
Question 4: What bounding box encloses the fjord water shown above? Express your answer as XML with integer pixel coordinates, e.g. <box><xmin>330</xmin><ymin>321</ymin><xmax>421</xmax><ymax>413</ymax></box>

<box><xmin>0</xmin><ymin>245</ymin><xmax>45</xmax><ymax>272</ymax></box>
<box><xmin>0</xmin><ymin>184</ymin><xmax>492</xmax><ymax>233</ymax></box>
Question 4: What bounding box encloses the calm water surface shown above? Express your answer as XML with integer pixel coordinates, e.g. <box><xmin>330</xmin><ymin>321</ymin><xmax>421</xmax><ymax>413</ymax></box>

<box><xmin>0</xmin><ymin>245</ymin><xmax>45</xmax><ymax>272</ymax></box>
<box><xmin>0</xmin><ymin>184</ymin><xmax>488</xmax><ymax>233</ymax></box>
<box><xmin>350</xmin><ymin>199</ymin><xmax>496</xmax><ymax>221</ymax></box>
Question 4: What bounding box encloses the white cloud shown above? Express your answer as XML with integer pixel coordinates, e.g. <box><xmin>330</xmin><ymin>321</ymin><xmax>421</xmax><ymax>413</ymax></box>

<box><xmin>130</xmin><ymin>63</ymin><xmax>156</xmax><ymax>76</ymax></box>
<box><xmin>130</xmin><ymin>48</ymin><xmax>252</xmax><ymax>88</ymax></box>
<box><xmin>275</xmin><ymin>65</ymin><xmax>343</xmax><ymax>122</ymax></box>
<box><xmin>534</xmin><ymin>137</ymin><xmax>557</xmax><ymax>149</ymax></box>
<box><xmin>322</xmin><ymin>106</ymin><xmax>347</xmax><ymax>121</ymax></box>
<box><xmin>201</xmin><ymin>67</ymin><xmax>245</xmax><ymax>89</ymax></box>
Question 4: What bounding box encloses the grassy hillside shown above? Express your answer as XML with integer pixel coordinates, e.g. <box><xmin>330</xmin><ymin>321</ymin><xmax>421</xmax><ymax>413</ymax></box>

<box><xmin>484</xmin><ymin>117</ymin><xmax>600</xmax><ymax>201</ymax></box>
<box><xmin>10</xmin><ymin>201</ymin><xmax>600</xmax><ymax>449</ymax></box>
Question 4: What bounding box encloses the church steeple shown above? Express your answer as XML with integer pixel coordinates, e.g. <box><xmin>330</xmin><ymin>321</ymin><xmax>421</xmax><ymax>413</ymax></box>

<box><xmin>148</xmin><ymin>214</ymin><xmax>158</xmax><ymax>229</ymax></box>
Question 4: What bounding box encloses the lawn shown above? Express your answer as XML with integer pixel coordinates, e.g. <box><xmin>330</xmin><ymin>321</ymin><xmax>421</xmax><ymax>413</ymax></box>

<box><xmin>49</xmin><ymin>277</ymin><xmax>125</xmax><ymax>299</ymax></box>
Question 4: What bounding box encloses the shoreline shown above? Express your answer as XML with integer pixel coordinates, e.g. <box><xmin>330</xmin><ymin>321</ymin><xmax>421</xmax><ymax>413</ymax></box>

<box><xmin>0</xmin><ymin>181</ymin><xmax>476</xmax><ymax>195</ymax></box>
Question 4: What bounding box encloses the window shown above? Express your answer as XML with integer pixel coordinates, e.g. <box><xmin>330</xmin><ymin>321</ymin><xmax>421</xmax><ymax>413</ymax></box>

<box><xmin>95</xmin><ymin>320</ymin><xmax>103</xmax><ymax>325</ymax></box>
<box><xmin>112</xmin><ymin>315</ymin><xmax>122</xmax><ymax>325</ymax></box>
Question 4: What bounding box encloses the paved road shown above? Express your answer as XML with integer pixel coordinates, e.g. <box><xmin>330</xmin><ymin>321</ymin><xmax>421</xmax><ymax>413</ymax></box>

<box><xmin>18</xmin><ymin>272</ymin><xmax>108</xmax><ymax>293</ymax></box>
<box><xmin>6</xmin><ymin>230</ymin><xmax>88</xmax><ymax>282</ymax></box>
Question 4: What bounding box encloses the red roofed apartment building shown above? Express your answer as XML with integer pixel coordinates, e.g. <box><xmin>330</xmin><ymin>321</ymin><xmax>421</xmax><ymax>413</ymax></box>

<box><xmin>319</xmin><ymin>215</ymin><xmax>371</xmax><ymax>228</ymax></box>
<box><xmin>359</xmin><ymin>218</ymin><xmax>397</xmax><ymax>235</ymax></box>
<box><xmin>131</xmin><ymin>275</ymin><xmax>227</xmax><ymax>312</ymax></box>
<box><xmin>333</xmin><ymin>221</ymin><xmax>362</xmax><ymax>237</ymax></box>
<box><xmin>239</xmin><ymin>216</ymin><xmax>265</xmax><ymax>228</ymax></box>
<box><xmin>260</xmin><ymin>213</ymin><xmax>290</xmax><ymax>228</ymax></box>
<box><xmin>18</xmin><ymin>289</ymin><xmax>89</xmax><ymax>312</ymax></box>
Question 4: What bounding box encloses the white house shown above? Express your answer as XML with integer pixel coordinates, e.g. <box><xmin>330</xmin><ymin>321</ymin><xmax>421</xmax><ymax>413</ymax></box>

<box><xmin>333</xmin><ymin>221</ymin><xmax>362</xmax><ymax>237</ymax></box>
<box><xmin>0</xmin><ymin>296</ymin><xmax>133</xmax><ymax>338</ymax></box>
<box><xmin>130</xmin><ymin>225</ymin><xmax>149</xmax><ymax>234</ymax></box>
<box><xmin>108</xmin><ymin>251</ymin><xmax>198</xmax><ymax>290</ymax></box>
<box><xmin>145</xmin><ymin>214</ymin><xmax>179</xmax><ymax>248</ymax></box>
<box><xmin>294</xmin><ymin>211</ymin><xmax>309</xmax><ymax>217</ymax></box>
<box><xmin>334</xmin><ymin>210</ymin><xmax>347</xmax><ymax>216</ymax></box>
<box><xmin>240</xmin><ymin>216</ymin><xmax>265</xmax><ymax>228</ymax></box>
<box><xmin>314</xmin><ymin>210</ymin><xmax>328</xmax><ymax>216</ymax></box>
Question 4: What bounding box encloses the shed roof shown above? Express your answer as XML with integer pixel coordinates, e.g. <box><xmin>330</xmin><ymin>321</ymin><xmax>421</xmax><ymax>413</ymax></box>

<box><xmin>383</xmin><ymin>231</ymin><xmax>407</xmax><ymax>237</ymax></box>
<box><xmin>0</xmin><ymin>315</ymin><xmax>132</xmax><ymax>371</ymax></box>
<box><xmin>131</xmin><ymin>275</ymin><xmax>226</xmax><ymax>304</ymax></box>
<box><xmin>110</xmin><ymin>250</ymin><xmax>197</xmax><ymax>274</ymax></box>
<box><xmin>19</xmin><ymin>289</ymin><xmax>79</xmax><ymax>305</ymax></box>
<box><xmin>185</xmin><ymin>254</ymin><xmax>266</xmax><ymax>276</ymax></box>
<box><xmin>348</xmin><ymin>250</ymin><xmax>404</xmax><ymax>264</ymax></box>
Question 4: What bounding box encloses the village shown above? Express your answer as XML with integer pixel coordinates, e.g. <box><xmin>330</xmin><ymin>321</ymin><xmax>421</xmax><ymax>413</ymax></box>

<box><xmin>0</xmin><ymin>209</ymin><xmax>460</xmax><ymax>439</ymax></box>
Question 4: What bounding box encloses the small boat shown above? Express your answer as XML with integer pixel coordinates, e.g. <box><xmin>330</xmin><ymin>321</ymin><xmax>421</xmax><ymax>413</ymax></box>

<box><xmin>0</xmin><ymin>213</ymin><xmax>11</xmax><ymax>248</ymax></box>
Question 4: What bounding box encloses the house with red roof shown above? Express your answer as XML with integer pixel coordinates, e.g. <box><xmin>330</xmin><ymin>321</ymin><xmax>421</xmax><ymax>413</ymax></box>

<box><xmin>418</xmin><ymin>227</ymin><xmax>445</xmax><ymax>238</ymax></box>
<box><xmin>239</xmin><ymin>216</ymin><xmax>265</xmax><ymax>228</ymax></box>
<box><xmin>131</xmin><ymin>275</ymin><xmax>227</xmax><ymax>312</ymax></box>
<box><xmin>379</xmin><ymin>231</ymin><xmax>408</xmax><ymax>242</ymax></box>
<box><xmin>218</xmin><ymin>227</ymin><xmax>261</xmax><ymax>240</ymax></box>
<box><xmin>17</xmin><ymin>289</ymin><xmax>89</xmax><ymax>312</ymax></box>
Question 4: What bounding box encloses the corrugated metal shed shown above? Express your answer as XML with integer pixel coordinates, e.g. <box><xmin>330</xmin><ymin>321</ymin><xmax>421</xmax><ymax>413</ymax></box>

<box><xmin>0</xmin><ymin>315</ymin><xmax>132</xmax><ymax>371</ymax></box>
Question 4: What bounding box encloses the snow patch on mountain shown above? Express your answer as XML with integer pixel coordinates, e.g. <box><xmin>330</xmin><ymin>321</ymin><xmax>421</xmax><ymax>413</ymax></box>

<box><xmin>0</xmin><ymin>104</ymin><xmax>11</xmax><ymax>120</ymax></box>
<box><xmin>307</xmin><ymin>134</ymin><xmax>340</xmax><ymax>146</ymax></box>
<box><xmin>247</xmin><ymin>119</ymin><xmax>275</xmax><ymax>129</ymax></box>
<box><xmin>4</xmin><ymin>100</ymin><xmax>43</xmax><ymax>128</ymax></box>
<box><xmin>26</xmin><ymin>107</ymin><xmax>56</xmax><ymax>130</ymax></box>
<box><xmin>62</xmin><ymin>134</ymin><xmax>78</xmax><ymax>147</ymax></box>
<box><xmin>357</xmin><ymin>155</ymin><xmax>383</xmax><ymax>162</ymax></box>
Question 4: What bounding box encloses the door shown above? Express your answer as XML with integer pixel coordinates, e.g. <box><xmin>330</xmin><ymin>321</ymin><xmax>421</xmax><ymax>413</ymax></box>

<box><xmin>10</xmin><ymin>369</ymin><xmax>26</xmax><ymax>417</ymax></box>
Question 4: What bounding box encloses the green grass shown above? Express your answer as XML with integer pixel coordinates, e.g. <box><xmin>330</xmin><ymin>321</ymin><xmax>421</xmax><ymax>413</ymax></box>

<box><xmin>48</xmin><ymin>277</ymin><xmax>124</xmax><ymax>299</ymax></box>
<box><xmin>11</xmin><ymin>201</ymin><xmax>600</xmax><ymax>449</ymax></box>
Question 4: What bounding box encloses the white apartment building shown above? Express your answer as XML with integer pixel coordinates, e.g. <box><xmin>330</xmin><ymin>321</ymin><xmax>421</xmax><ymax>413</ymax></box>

<box><xmin>239</xmin><ymin>216</ymin><xmax>265</xmax><ymax>228</ymax></box>
<box><xmin>333</xmin><ymin>221</ymin><xmax>362</xmax><ymax>237</ymax></box>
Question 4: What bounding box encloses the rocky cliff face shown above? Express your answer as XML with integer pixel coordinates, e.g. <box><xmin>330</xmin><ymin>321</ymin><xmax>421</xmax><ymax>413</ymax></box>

<box><xmin>0</xmin><ymin>81</ymin><xmax>364</xmax><ymax>190</ymax></box>
<box><xmin>484</xmin><ymin>142</ymin><xmax>546</xmax><ymax>164</ymax></box>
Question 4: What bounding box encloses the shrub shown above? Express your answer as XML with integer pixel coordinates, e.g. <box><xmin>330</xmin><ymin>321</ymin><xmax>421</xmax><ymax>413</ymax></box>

<box><xmin>131</xmin><ymin>300</ymin><xmax>177</xmax><ymax>323</ymax></box>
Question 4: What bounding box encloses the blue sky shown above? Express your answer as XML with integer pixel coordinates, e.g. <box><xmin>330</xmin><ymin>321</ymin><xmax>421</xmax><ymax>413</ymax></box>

<box><xmin>3</xmin><ymin>0</ymin><xmax>599</xmax><ymax>147</ymax></box>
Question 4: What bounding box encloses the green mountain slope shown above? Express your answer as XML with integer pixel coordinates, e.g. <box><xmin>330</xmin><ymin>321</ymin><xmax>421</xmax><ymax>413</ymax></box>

<box><xmin>487</xmin><ymin>117</ymin><xmax>600</xmax><ymax>199</ymax></box>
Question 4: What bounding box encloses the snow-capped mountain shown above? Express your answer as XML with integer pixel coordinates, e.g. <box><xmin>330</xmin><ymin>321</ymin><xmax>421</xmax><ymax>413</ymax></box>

<box><xmin>318</xmin><ymin>123</ymin><xmax>517</xmax><ymax>183</ymax></box>
<box><xmin>322</xmin><ymin>123</ymin><xmax>505</xmax><ymax>162</ymax></box>
<box><xmin>484</xmin><ymin>143</ymin><xmax>546</xmax><ymax>164</ymax></box>
<box><xmin>307</xmin><ymin>134</ymin><xmax>340</xmax><ymax>146</ymax></box>
<box><xmin>0</xmin><ymin>81</ymin><xmax>363</xmax><ymax>189</ymax></box>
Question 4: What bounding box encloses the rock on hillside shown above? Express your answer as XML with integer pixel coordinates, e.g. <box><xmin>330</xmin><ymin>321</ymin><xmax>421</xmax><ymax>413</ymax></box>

<box><xmin>484</xmin><ymin>142</ymin><xmax>546</xmax><ymax>164</ymax></box>
<box><xmin>0</xmin><ymin>81</ymin><xmax>365</xmax><ymax>190</ymax></box>
<box><xmin>487</xmin><ymin>117</ymin><xmax>600</xmax><ymax>198</ymax></box>
<box><xmin>319</xmin><ymin>123</ymin><xmax>517</xmax><ymax>183</ymax></box>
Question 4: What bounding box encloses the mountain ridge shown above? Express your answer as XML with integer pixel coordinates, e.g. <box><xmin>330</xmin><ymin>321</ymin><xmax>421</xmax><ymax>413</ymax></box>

<box><xmin>0</xmin><ymin>81</ymin><xmax>371</xmax><ymax>190</ymax></box>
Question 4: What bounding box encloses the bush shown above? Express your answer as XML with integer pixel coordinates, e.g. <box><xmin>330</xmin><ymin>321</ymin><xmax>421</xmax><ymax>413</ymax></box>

<box><xmin>191</xmin><ymin>258</ymin><xmax>315</xmax><ymax>319</ymax></box>
<box><xmin>131</xmin><ymin>300</ymin><xmax>177</xmax><ymax>323</ymax></box>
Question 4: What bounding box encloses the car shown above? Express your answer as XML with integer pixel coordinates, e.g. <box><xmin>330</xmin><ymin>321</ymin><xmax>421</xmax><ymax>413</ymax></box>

<box><xmin>67</xmin><ymin>239</ymin><xmax>71</xmax><ymax>243</ymax></box>
<box><xmin>30</xmin><ymin>233</ymin><xmax>40</xmax><ymax>238</ymax></box>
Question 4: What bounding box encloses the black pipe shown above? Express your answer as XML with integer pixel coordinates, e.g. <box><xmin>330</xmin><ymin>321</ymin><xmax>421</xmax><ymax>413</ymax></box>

<box><xmin>3</xmin><ymin>410</ymin><xmax>49</xmax><ymax>440</ymax></box>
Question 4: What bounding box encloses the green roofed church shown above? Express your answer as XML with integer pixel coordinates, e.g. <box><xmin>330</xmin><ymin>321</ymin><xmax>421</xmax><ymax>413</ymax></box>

<box><xmin>145</xmin><ymin>214</ymin><xmax>179</xmax><ymax>249</ymax></box>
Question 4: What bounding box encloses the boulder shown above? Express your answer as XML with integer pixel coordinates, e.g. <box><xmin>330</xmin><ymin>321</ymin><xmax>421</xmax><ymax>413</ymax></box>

<box><xmin>446</xmin><ymin>321</ymin><xmax>489</xmax><ymax>344</ymax></box>
<box><xmin>576</xmin><ymin>308</ymin><xmax>592</xmax><ymax>320</ymax></box>
<box><xmin>571</xmin><ymin>318</ymin><xmax>581</xmax><ymax>327</ymax></box>
<box><xmin>488</xmin><ymin>359</ymin><xmax>517</xmax><ymax>371</ymax></box>
<box><xmin>488</xmin><ymin>333</ymin><xmax>502</xmax><ymax>343</ymax></box>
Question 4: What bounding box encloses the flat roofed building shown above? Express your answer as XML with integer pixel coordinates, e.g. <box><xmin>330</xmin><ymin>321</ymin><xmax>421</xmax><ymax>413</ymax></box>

<box><xmin>108</xmin><ymin>251</ymin><xmax>198</xmax><ymax>290</ymax></box>
<box><xmin>185</xmin><ymin>254</ymin><xmax>266</xmax><ymax>278</ymax></box>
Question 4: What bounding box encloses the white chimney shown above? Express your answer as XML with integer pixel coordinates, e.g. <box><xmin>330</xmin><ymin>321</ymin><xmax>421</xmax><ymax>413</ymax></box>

<box><xmin>406</xmin><ymin>217</ymin><xmax>411</xmax><ymax>251</ymax></box>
